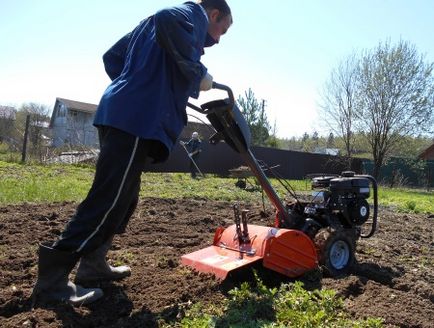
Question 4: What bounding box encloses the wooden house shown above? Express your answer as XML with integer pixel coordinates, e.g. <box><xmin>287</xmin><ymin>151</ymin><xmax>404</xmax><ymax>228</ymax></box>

<box><xmin>50</xmin><ymin>98</ymin><xmax>98</xmax><ymax>147</ymax></box>
<box><xmin>419</xmin><ymin>143</ymin><xmax>434</xmax><ymax>161</ymax></box>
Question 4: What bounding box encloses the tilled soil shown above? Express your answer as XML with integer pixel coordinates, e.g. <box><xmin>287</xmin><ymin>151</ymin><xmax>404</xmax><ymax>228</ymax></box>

<box><xmin>0</xmin><ymin>198</ymin><xmax>433</xmax><ymax>327</ymax></box>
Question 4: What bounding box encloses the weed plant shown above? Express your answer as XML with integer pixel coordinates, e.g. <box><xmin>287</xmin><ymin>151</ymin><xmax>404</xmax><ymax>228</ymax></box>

<box><xmin>167</xmin><ymin>273</ymin><xmax>384</xmax><ymax>327</ymax></box>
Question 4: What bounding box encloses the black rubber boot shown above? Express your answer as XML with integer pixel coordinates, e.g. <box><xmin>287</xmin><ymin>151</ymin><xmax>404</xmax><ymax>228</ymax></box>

<box><xmin>32</xmin><ymin>244</ymin><xmax>103</xmax><ymax>307</ymax></box>
<box><xmin>75</xmin><ymin>236</ymin><xmax>131</xmax><ymax>284</ymax></box>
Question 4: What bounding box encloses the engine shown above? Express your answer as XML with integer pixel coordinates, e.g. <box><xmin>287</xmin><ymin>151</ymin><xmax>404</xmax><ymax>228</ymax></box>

<box><xmin>303</xmin><ymin>171</ymin><xmax>372</xmax><ymax>228</ymax></box>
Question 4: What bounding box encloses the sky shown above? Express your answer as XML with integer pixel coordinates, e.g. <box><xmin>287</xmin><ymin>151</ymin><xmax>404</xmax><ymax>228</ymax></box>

<box><xmin>1</xmin><ymin>0</ymin><xmax>433</xmax><ymax>138</ymax></box>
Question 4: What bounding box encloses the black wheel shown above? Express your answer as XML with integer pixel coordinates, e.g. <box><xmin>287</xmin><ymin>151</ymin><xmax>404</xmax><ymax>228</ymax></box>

<box><xmin>314</xmin><ymin>228</ymin><xmax>356</xmax><ymax>277</ymax></box>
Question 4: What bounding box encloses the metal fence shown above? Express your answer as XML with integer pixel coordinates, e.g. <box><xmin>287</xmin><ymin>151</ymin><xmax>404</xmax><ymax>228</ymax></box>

<box><xmin>145</xmin><ymin>141</ymin><xmax>363</xmax><ymax>179</ymax></box>
<box><xmin>362</xmin><ymin>158</ymin><xmax>434</xmax><ymax>189</ymax></box>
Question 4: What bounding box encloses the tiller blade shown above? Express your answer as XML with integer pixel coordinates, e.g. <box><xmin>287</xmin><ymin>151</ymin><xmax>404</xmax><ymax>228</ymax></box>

<box><xmin>181</xmin><ymin>211</ymin><xmax>318</xmax><ymax>279</ymax></box>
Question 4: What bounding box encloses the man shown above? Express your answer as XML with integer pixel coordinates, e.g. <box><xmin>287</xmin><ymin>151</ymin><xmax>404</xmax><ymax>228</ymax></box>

<box><xmin>32</xmin><ymin>0</ymin><xmax>232</xmax><ymax>306</ymax></box>
<box><xmin>182</xmin><ymin>131</ymin><xmax>202</xmax><ymax>178</ymax></box>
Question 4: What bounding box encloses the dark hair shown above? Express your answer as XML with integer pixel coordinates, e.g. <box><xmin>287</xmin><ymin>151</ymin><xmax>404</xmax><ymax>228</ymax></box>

<box><xmin>199</xmin><ymin>0</ymin><xmax>231</xmax><ymax>21</ymax></box>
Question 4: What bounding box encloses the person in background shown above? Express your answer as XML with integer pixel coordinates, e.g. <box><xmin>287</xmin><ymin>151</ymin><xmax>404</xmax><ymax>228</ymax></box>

<box><xmin>182</xmin><ymin>131</ymin><xmax>202</xmax><ymax>178</ymax></box>
<box><xmin>32</xmin><ymin>0</ymin><xmax>232</xmax><ymax>306</ymax></box>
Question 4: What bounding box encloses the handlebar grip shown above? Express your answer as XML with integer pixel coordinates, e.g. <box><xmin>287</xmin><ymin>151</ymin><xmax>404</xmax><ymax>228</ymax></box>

<box><xmin>212</xmin><ymin>82</ymin><xmax>235</xmax><ymax>106</ymax></box>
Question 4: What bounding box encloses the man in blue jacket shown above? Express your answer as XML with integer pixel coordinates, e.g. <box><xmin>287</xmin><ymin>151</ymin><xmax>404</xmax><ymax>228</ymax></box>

<box><xmin>32</xmin><ymin>0</ymin><xmax>232</xmax><ymax>306</ymax></box>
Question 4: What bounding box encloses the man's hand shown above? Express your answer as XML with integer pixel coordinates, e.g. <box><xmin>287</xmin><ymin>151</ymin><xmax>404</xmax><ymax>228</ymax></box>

<box><xmin>200</xmin><ymin>73</ymin><xmax>213</xmax><ymax>91</ymax></box>
<box><xmin>180</xmin><ymin>141</ymin><xmax>185</xmax><ymax>146</ymax></box>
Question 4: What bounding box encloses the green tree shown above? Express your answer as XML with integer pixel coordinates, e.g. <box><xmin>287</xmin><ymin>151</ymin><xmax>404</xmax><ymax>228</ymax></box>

<box><xmin>312</xmin><ymin>131</ymin><xmax>319</xmax><ymax>149</ymax></box>
<box><xmin>237</xmin><ymin>88</ymin><xmax>271</xmax><ymax>146</ymax></box>
<box><xmin>284</xmin><ymin>136</ymin><xmax>303</xmax><ymax>151</ymax></box>
<box><xmin>392</xmin><ymin>135</ymin><xmax>433</xmax><ymax>158</ymax></box>
<box><xmin>326</xmin><ymin>132</ymin><xmax>335</xmax><ymax>148</ymax></box>
<box><xmin>265</xmin><ymin>120</ymin><xmax>280</xmax><ymax>148</ymax></box>
<box><xmin>301</xmin><ymin>132</ymin><xmax>311</xmax><ymax>152</ymax></box>
<box><xmin>0</xmin><ymin>106</ymin><xmax>17</xmax><ymax>146</ymax></box>
<box><xmin>357</xmin><ymin>40</ymin><xmax>434</xmax><ymax>178</ymax></box>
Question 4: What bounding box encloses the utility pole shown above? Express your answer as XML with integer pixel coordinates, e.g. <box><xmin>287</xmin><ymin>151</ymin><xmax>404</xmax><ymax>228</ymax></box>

<box><xmin>21</xmin><ymin>114</ymin><xmax>31</xmax><ymax>163</ymax></box>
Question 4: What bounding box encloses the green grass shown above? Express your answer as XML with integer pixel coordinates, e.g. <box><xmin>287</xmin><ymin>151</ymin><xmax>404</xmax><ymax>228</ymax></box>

<box><xmin>0</xmin><ymin>160</ymin><xmax>309</xmax><ymax>205</ymax></box>
<box><xmin>378</xmin><ymin>187</ymin><xmax>434</xmax><ymax>214</ymax></box>
<box><xmin>0</xmin><ymin>143</ymin><xmax>21</xmax><ymax>162</ymax></box>
<box><xmin>140</xmin><ymin>172</ymin><xmax>266</xmax><ymax>202</ymax></box>
<box><xmin>0</xmin><ymin>161</ymin><xmax>432</xmax><ymax>215</ymax></box>
<box><xmin>0</xmin><ymin>161</ymin><xmax>95</xmax><ymax>203</ymax></box>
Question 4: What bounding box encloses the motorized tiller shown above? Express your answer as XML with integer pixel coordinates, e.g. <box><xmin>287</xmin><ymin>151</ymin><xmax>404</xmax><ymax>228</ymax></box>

<box><xmin>182</xmin><ymin>83</ymin><xmax>378</xmax><ymax>279</ymax></box>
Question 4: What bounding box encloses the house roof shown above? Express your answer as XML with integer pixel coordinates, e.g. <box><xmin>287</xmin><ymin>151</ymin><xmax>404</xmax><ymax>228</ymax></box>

<box><xmin>313</xmin><ymin>147</ymin><xmax>340</xmax><ymax>156</ymax></box>
<box><xmin>50</xmin><ymin>98</ymin><xmax>98</xmax><ymax>128</ymax></box>
<box><xmin>418</xmin><ymin>143</ymin><xmax>434</xmax><ymax>160</ymax></box>
<box><xmin>56</xmin><ymin>98</ymin><xmax>97</xmax><ymax>113</ymax></box>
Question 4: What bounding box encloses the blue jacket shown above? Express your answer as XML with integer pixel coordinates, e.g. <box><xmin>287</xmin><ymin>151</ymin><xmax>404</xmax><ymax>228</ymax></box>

<box><xmin>94</xmin><ymin>2</ymin><xmax>209</xmax><ymax>162</ymax></box>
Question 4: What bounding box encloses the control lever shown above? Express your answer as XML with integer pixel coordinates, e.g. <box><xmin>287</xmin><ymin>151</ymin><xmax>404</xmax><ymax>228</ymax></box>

<box><xmin>233</xmin><ymin>204</ymin><xmax>250</xmax><ymax>244</ymax></box>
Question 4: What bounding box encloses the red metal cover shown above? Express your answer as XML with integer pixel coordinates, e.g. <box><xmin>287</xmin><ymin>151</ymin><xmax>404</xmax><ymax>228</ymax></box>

<box><xmin>181</xmin><ymin>245</ymin><xmax>263</xmax><ymax>279</ymax></box>
<box><xmin>181</xmin><ymin>224</ymin><xmax>318</xmax><ymax>279</ymax></box>
<box><xmin>262</xmin><ymin>229</ymin><xmax>318</xmax><ymax>277</ymax></box>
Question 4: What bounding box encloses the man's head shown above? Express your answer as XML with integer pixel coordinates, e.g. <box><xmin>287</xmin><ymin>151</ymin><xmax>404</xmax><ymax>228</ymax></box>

<box><xmin>192</xmin><ymin>132</ymin><xmax>199</xmax><ymax>139</ymax></box>
<box><xmin>198</xmin><ymin>0</ymin><xmax>232</xmax><ymax>45</ymax></box>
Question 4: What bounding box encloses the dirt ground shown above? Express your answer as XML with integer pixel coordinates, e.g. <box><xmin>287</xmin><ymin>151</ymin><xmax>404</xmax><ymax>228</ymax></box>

<box><xmin>0</xmin><ymin>198</ymin><xmax>433</xmax><ymax>327</ymax></box>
